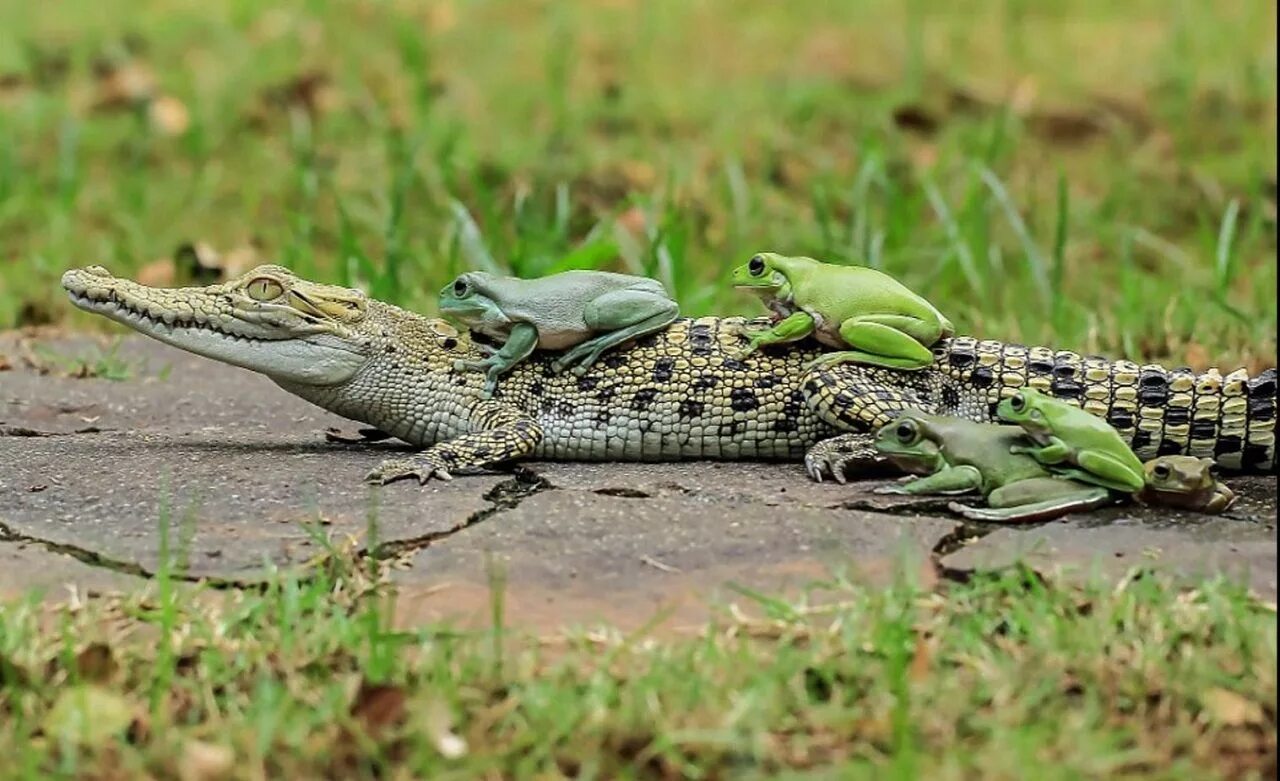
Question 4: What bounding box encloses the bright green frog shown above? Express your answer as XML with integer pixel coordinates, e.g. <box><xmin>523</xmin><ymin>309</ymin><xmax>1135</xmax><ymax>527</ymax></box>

<box><xmin>439</xmin><ymin>270</ymin><xmax>679</xmax><ymax>397</ymax></box>
<box><xmin>730</xmin><ymin>252</ymin><xmax>954</xmax><ymax>370</ymax></box>
<box><xmin>872</xmin><ymin>412</ymin><xmax>1113</xmax><ymax>523</ymax></box>
<box><xmin>995</xmin><ymin>388</ymin><xmax>1146</xmax><ymax>493</ymax></box>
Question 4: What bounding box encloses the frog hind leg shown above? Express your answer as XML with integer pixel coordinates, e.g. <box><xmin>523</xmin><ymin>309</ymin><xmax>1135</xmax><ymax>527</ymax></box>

<box><xmin>873</xmin><ymin>464</ymin><xmax>983</xmax><ymax>495</ymax></box>
<box><xmin>949</xmin><ymin>477</ymin><xmax>1114</xmax><ymax>523</ymax></box>
<box><xmin>551</xmin><ymin>290</ymin><xmax>680</xmax><ymax>375</ymax></box>
<box><xmin>1056</xmin><ymin>450</ymin><xmax>1147</xmax><ymax>494</ymax></box>
<box><xmin>805</xmin><ymin>315</ymin><xmax>941</xmax><ymax>371</ymax></box>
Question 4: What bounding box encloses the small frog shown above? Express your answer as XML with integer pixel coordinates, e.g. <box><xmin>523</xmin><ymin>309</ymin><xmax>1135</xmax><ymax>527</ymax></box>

<box><xmin>995</xmin><ymin>388</ymin><xmax>1147</xmax><ymax>494</ymax></box>
<box><xmin>871</xmin><ymin>412</ymin><xmax>1113</xmax><ymax>523</ymax></box>
<box><xmin>1138</xmin><ymin>455</ymin><xmax>1238</xmax><ymax>514</ymax></box>
<box><xmin>439</xmin><ymin>270</ymin><xmax>679</xmax><ymax>396</ymax></box>
<box><xmin>730</xmin><ymin>252</ymin><xmax>954</xmax><ymax>370</ymax></box>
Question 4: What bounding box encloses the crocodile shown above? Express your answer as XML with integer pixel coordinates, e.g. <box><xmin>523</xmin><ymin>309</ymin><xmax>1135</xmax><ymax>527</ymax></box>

<box><xmin>61</xmin><ymin>264</ymin><xmax>1276</xmax><ymax>484</ymax></box>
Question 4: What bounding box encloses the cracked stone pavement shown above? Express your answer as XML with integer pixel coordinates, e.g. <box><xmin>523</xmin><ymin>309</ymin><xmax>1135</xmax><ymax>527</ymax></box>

<box><xmin>2</xmin><ymin>333</ymin><xmax>1276</xmax><ymax>628</ymax></box>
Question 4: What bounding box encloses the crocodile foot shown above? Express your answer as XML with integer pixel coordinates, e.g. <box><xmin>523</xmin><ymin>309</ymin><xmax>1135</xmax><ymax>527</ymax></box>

<box><xmin>365</xmin><ymin>455</ymin><xmax>455</xmax><ymax>485</ymax></box>
<box><xmin>803</xmin><ymin>433</ymin><xmax>885</xmax><ymax>483</ymax></box>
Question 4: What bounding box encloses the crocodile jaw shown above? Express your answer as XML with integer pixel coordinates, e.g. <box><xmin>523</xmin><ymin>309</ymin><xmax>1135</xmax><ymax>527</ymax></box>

<box><xmin>62</xmin><ymin>268</ymin><xmax>368</xmax><ymax>385</ymax></box>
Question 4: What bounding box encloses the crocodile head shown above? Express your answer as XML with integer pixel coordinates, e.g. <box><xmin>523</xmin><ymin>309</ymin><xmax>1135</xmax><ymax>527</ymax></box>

<box><xmin>62</xmin><ymin>264</ymin><xmax>380</xmax><ymax>385</ymax></box>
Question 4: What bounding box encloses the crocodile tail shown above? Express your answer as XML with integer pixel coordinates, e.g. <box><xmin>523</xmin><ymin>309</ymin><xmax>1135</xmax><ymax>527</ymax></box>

<box><xmin>933</xmin><ymin>338</ymin><xmax>1277</xmax><ymax>473</ymax></box>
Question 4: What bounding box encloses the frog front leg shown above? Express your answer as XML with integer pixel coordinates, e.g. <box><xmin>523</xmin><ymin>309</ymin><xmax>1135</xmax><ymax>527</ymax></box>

<box><xmin>948</xmin><ymin>478</ymin><xmax>1113</xmax><ymax>523</ymax></box>
<box><xmin>454</xmin><ymin>322</ymin><xmax>539</xmax><ymax>398</ymax></box>
<box><xmin>873</xmin><ymin>465</ymin><xmax>983</xmax><ymax>495</ymax></box>
<box><xmin>806</xmin><ymin>314</ymin><xmax>942</xmax><ymax>371</ymax></box>
<box><xmin>551</xmin><ymin>289</ymin><xmax>680</xmax><ymax>375</ymax></box>
<box><xmin>734</xmin><ymin>311</ymin><xmax>816</xmax><ymax>359</ymax></box>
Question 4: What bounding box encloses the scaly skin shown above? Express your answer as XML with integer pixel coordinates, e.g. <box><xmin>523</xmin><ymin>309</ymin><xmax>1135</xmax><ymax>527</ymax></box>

<box><xmin>61</xmin><ymin>265</ymin><xmax>1277</xmax><ymax>485</ymax></box>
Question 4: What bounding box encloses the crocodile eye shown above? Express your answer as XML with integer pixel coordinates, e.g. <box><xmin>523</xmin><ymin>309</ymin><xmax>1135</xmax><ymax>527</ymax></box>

<box><xmin>246</xmin><ymin>277</ymin><xmax>284</xmax><ymax>301</ymax></box>
<box><xmin>895</xmin><ymin>420</ymin><xmax>918</xmax><ymax>443</ymax></box>
<box><xmin>1009</xmin><ymin>393</ymin><xmax>1026</xmax><ymax>412</ymax></box>
<box><xmin>748</xmin><ymin>255</ymin><xmax>766</xmax><ymax>276</ymax></box>
<box><xmin>1151</xmin><ymin>463</ymin><xmax>1171</xmax><ymax>481</ymax></box>
<box><xmin>453</xmin><ymin>279</ymin><xmax>470</xmax><ymax>297</ymax></box>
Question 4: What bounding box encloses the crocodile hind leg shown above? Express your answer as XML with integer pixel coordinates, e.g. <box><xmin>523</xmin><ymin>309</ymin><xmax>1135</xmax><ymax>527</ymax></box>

<box><xmin>801</xmin><ymin>363</ymin><xmax>956</xmax><ymax>483</ymax></box>
<box><xmin>365</xmin><ymin>400</ymin><xmax>544</xmax><ymax>485</ymax></box>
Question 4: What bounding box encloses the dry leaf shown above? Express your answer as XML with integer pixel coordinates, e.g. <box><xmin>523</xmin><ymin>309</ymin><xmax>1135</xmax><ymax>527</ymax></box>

<box><xmin>136</xmin><ymin>258</ymin><xmax>178</xmax><ymax>287</ymax></box>
<box><xmin>350</xmin><ymin>680</ymin><xmax>408</xmax><ymax>734</ymax></box>
<box><xmin>1183</xmin><ymin>342</ymin><xmax>1210</xmax><ymax>372</ymax></box>
<box><xmin>892</xmin><ymin>105</ymin><xmax>940</xmax><ymax>134</ymax></box>
<box><xmin>1201</xmin><ymin>687</ymin><xmax>1264</xmax><ymax>727</ymax></box>
<box><xmin>618</xmin><ymin>160</ymin><xmax>656</xmax><ymax>189</ymax></box>
<box><xmin>94</xmin><ymin>60</ymin><xmax>156</xmax><ymax>109</ymax></box>
<box><xmin>908</xmin><ymin>633</ymin><xmax>933</xmax><ymax>682</ymax></box>
<box><xmin>149</xmin><ymin>94</ymin><xmax>191</xmax><ymax>136</ymax></box>
<box><xmin>74</xmin><ymin>642</ymin><xmax>118</xmax><ymax>683</ymax></box>
<box><xmin>1009</xmin><ymin>76</ymin><xmax>1039</xmax><ymax>115</ymax></box>
<box><xmin>425</xmin><ymin>1</ymin><xmax>457</xmax><ymax>33</ymax></box>
<box><xmin>616</xmin><ymin>206</ymin><xmax>647</xmax><ymax>237</ymax></box>
<box><xmin>0</xmin><ymin>353</ymin><xmax>11</xmax><ymax>371</ymax></box>
<box><xmin>172</xmin><ymin>240</ymin><xmax>260</xmax><ymax>282</ymax></box>
<box><xmin>0</xmin><ymin>72</ymin><xmax>27</xmax><ymax>104</ymax></box>
<box><xmin>177</xmin><ymin>740</ymin><xmax>235</xmax><ymax>781</ymax></box>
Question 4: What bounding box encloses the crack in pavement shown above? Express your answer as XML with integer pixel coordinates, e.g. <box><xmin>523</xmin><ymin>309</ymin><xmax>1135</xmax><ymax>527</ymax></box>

<box><xmin>0</xmin><ymin>516</ymin><xmax>155</xmax><ymax>580</ymax></box>
<box><xmin>363</xmin><ymin>467</ymin><xmax>552</xmax><ymax>560</ymax></box>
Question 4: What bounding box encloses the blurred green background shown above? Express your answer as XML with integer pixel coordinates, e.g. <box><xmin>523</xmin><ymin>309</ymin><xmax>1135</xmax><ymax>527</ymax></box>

<box><xmin>0</xmin><ymin>0</ymin><xmax>1275</xmax><ymax>369</ymax></box>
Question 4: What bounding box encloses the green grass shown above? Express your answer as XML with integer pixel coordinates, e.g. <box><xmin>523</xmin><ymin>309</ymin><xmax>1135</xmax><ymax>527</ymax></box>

<box><xmin>0</xmin><ymin>0</ymin><xmax>1275</xmax><ymax>369</ymax></box>
<box><xmin>1</xmin><ymin>3</ymin><xmax>1276</xmax><ymax>777</ymax></box>
<box><xmin>0</xmin><ymin>555</ymin><xmax>1275</xmax><ymax>779</ymax></box>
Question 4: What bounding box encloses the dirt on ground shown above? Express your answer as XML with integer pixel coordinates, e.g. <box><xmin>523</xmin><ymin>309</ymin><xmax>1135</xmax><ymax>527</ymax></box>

<box><xmin>1</xmin><ymin>333</ymin><xmax>1275</xmax><ymax>629</ymax></box>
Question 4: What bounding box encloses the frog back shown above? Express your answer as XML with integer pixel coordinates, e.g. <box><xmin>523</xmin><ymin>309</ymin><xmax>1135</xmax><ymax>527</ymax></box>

<box><xmin>778</xmin><ymin>257</ymin><xmax>950</xmax><ymax>326</ymax></box>
<box><xmin>479</xmin><ymin>271</ymin><xmax>667</xmax><ymax>328</ymax></box>
<box><xmin>1041</xmin><ymin>397</ymin><xmax>1146</xmax><ymax>471</ymax></box>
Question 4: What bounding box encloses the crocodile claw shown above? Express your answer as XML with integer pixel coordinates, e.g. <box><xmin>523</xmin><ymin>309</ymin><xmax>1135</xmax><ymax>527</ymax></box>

<box><xmin>365</xmin><ymin>457</ymin><xmax>454</xmax><ymax>485</ymax></box>
<box><xmin>803</xmin><ymin>434</ymin><xmax>884</xmax><ymax>484</ymax></box>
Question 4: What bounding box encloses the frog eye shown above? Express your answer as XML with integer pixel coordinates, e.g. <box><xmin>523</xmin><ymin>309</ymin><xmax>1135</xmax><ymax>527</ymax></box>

<box><xmin>1009</xmin><ymin>393</ymin><xmax>1026</xmax><ymax>412</ymax></box>
<box><xmin>895</xmin><ymin>419</ymin><xmax>919</xmax><ymax>443</ymax></box>
<box><xmin>748</xmin><ymin>254</ymin><xmax>766</xmax><ymax>276</ymax></box>
<box><xmin>246</xmin><ymin>277</ymin><xmax>284</xmax><ymax>301</ymax></box>
<box><xmin>453</xmin><ymin>279</ymin><xmax>470</xmax><ymax>297</ymax></box>
<box><xmin>1151</xmin><ymin>463</ymin><xmax>1171</xmax><ymax>481</ymax></box>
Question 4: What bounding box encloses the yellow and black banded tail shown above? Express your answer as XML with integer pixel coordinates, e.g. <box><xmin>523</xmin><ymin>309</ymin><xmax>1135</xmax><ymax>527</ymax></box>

<box><xmin>805</xmin><ymin>337</ymin><xmax>1275</xmax><ymax>473</ymax></box>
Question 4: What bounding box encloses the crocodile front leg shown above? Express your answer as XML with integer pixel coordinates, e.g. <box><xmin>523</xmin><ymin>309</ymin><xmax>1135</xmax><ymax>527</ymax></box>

<box><xmin>800</xmin><ymin>363</ymin><xmax>950</xmax><ymax>483</ymax></box>
<box><xmin>365</xmin><ymin>400</ymin><xmax>543</xmax><ymax>485</ymax></box>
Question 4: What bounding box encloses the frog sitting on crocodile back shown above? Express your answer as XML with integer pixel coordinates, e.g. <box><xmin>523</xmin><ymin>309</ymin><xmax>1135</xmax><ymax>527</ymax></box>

<box><xmin>438</xmin><ymin>270</ymin><xmax>680</xmax><ymax>397</ymax></box>
<box><xmin>731</xmin><ymin>252</ymin><xmax>954</xmax><ymax>370</ymax></box>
